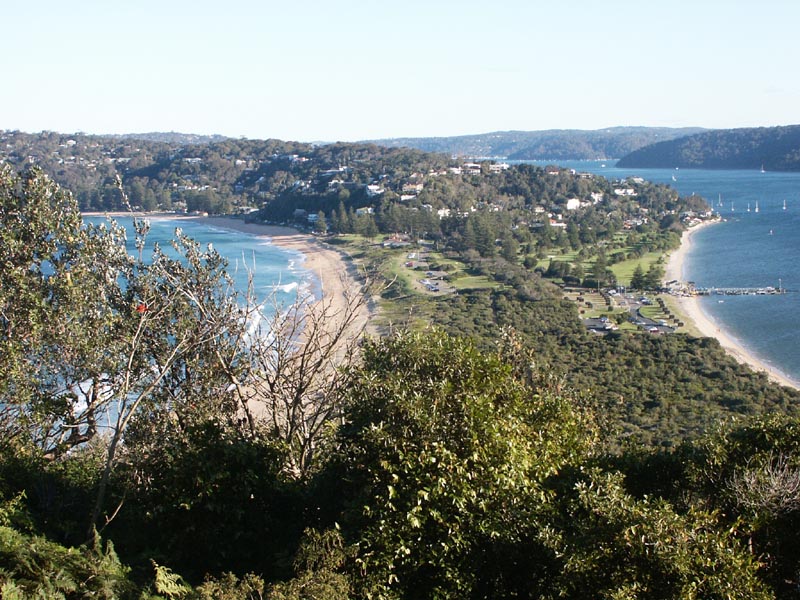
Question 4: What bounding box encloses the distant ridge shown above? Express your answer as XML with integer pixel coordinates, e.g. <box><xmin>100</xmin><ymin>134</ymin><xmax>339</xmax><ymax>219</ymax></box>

<box><xmin>617</xmin><ymin>124</ymin><xmax>800</xmax><ymax>171</ymax></box>
<box><xmin>363</xmin><ymin>126</ymin><xmax>705</xmax><ymax>160</ymax></box>
<box><xmin>107</xmin><ymin>131</ymin><xmax>230</xmax><ymax>145</ymax></box>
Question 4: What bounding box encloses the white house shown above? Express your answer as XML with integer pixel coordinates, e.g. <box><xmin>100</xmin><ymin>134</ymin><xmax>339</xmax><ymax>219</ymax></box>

<box><xmin>366</xmin><ymin>184</ymin><xmax>384</xmax><ymax>197</ymax></box>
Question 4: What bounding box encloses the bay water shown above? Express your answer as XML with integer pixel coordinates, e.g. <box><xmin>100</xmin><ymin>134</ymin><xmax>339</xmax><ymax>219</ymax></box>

<box><xmin>84</xmin><ymin>216</ymin><xmax>315</xmax><ymax>306</ymax></box>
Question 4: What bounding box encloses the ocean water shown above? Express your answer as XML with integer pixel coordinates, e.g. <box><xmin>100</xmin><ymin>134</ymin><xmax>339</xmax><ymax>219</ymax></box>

<box><xmin>84</xmin><ymin>216</ymin><xmax>315</xmax><ymax>307</ymax></box>
<box><xmin>546</xmin><ymin>160</ymin><xmax>800</xmax><ymax>384</ymax></box>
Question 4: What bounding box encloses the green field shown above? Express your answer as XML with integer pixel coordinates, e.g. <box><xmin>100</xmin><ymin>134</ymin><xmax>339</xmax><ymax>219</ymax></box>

<box><xmin>610</xmin><ymin>251</ymin><xmax>666</xmax><ymax>285</ymax></box>
<box><xmin>450</xmin><ymin>274</ymin><xmax>496</xmax><ymax>291</ymax></box>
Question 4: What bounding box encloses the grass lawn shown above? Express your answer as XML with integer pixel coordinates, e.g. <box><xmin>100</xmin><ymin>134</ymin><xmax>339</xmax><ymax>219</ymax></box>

<box><xmin>639</xmin><ymin>305</ymin><xmax>667</xmax><ymax>320</ymax></box>
<box><xmin>423</xmin><ymin>251</ymin><xmax>462</xmax><ymax>270</ymax></box>
<box><xmin>386</xmin><ymin>253</ymin><xmax>419</xmax><ymax>292</ymax></box>
<box><xmin>450</xmin><ymin>274</ymin><xmax>496</xmax><ymax>291</ymax></box>
<box><xmin>610</xmin><ymin>251</ymin><xmax>666</xmax><ymax>285</ymax></box>
<box><xmin>548</xmin><ymin>249</ymin><xmax>580</xmax><ymax>262</ymax></box>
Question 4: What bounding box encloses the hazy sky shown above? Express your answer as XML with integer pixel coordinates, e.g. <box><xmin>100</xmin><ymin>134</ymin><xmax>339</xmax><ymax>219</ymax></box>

<box><xmin>3</xmin><ymin>0</ymin><xmax>798</xmax><ymax>142</ymax></box>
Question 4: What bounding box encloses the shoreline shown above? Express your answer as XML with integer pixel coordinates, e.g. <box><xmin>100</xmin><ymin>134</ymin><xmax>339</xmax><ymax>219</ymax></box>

<box><xmin>84</xmin><ymin>212</ymin><xmax>373</xmax><ymax>336</ymax></box>
<box><xmin>201</xmin><ymin>217</ymin><xmax>374</xmax><ymax>338</ymax></box>
<box><xmin>665</xmin><ymin>220</ymin><xmax>800</xmax><ymax>390</ymax></box>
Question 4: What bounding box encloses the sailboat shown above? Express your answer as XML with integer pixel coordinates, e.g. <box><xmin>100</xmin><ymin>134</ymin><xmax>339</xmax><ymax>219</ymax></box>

<box><xmin>731</xmin><ymin>202</ymin><xmax>735</xmax><ymax>212</ymax></box>
<box><xmin>672</xmin><ymin>174</ymin><xmax>677</xmax><ymax>182</ymax></box>
<box><xmin>761</xmin><ymin>164</ymin><xmax>766</xmax><ymax>173</ymax></box>
<box><xmin>747</xmin><ymin>203</ymin><xmax>751</xmax><ymax>212</ymax></box>
<box><xmin>717</xmin><ymin>194</ymin><xmax>723</xmax><ymax>207</ymax></box>
<box><xmin>755</xmin><ymin>200</ymin><xmax>759</xmax><ymax>213</ymax></box>
<box><xmin>784</xmin><ymin>199</ymin><xmax>787</xmax><ymax>210</ymax></box>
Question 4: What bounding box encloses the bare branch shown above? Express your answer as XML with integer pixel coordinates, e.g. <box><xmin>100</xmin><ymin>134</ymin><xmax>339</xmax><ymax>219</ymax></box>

<box><xmin>727</xmin><ymin>452</ymin><xmax>800</xmax><ymax>516</ymax></box>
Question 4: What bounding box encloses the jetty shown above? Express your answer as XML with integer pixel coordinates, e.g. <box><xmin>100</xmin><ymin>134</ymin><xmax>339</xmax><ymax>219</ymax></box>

<box><xmin>694</xmin><ymin>286</ymin><xmax>786</xmax><ymax>296</ymax></box>
<box><xmin>665</xmin><ymin>279</ymin><xmax>790</xmax><ymax>297</ymax></box>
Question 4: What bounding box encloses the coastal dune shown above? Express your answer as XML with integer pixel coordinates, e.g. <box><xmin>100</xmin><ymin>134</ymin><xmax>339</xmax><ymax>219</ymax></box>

<box><xmin>666</xmin><ymin>222</ymin><xmax>799</xmax><ymax>390</ymax></box>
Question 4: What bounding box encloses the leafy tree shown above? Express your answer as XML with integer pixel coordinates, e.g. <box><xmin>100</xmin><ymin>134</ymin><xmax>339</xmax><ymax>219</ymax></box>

<box><xmin>266</xmin><ymin>529</ymin><xmax>351</xmax><ymax>600</ymax></box>
<box><xmin>328</xmin><ymin>330</ymin><xmax>600</xmax><ymax>598</ymax></box>
<box><xmin>499</xmin><ymin>232</ymin><xmax>519</xmax><ymax>263</ymax></box>
<box><xmin>548</xmin><ymin>470</ymin><xmax>771</xmax><ymax>599</ymax></box>
<box><xmin>629</xmin><ymin>263</ymin><xmax>646</xmax><ymax>289</ymax></box>
<box><xmin>114</xmin><ymin>417</ymin><xmax>296</xmax><ymax>581</ymax></box>
<box><xmin>0</xmin><ymin>165</ymin><xmax>131</xmax><ymax>457</ymax></box>
<box><xmin>315</xmin><ymin>211</ymin><xmax>328</xmax><ymax>234</ymax></box>
<box><xmin>684</xmin><ymin>415</ymin><xmax>800</xmax><ymax>596</ymax></box>
<box><xmin>590</xmin><ymin>251</ymin><xmax>614</xmax><ymax>287</ymax></box>
<box><xmin>643</xmin><ymin>262</ymin><xmax>665</xmax><ymax>290</ymax></box>
<box><xmin>0</xmin><ymin>167</ymin><xmax>260</xmax><ymax>534</ymax></box>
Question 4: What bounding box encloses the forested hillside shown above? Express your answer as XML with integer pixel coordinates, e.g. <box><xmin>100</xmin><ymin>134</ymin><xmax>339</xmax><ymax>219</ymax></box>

<box><xmin>365</xmin><ymin>126</ymin><xmax>705</xmax><ymax>159</ymax></box>
<box><xmin>617</xmin><ymin>124</ymin><xmax>800</xmax><ymax>171</ymax></box>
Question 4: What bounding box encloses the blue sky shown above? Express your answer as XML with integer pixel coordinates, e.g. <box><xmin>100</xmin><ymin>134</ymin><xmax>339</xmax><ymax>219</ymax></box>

<box><xmin>2</xmin><ymin>0</ymin><xmax>798</xmax><ymax>142</ymax></box>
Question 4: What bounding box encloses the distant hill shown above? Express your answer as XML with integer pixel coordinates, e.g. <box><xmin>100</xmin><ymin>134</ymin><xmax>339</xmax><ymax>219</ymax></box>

<box><xmin>363</xmin><ymin>126</ymin><xmax>706</xmax><ymax>160</ymax></box>
<box><xmin>108</xmin><ymin>132</ymin><xmax>230</xmax><ymax>145</ymax></box>
<box><xmin>617</xmin><ymin>125</ymin><xmax>800</xmax><ymax>171</ymax></box>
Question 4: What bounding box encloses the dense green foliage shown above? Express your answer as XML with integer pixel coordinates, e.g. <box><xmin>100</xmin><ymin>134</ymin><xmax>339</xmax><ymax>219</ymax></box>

<box><xmin>395</xmin><ymin>287</ymin><xmax>798</xmax><ymax>446</ymax></box>
<box><xmin>617</xmin><ymin>124</ymin><xmax>800</xmax><ymax>171</ymax></box>
<box><xmin>326</xmin><ymin>331</ymin><xmax>601</xmax><ymax>597</ymax></box>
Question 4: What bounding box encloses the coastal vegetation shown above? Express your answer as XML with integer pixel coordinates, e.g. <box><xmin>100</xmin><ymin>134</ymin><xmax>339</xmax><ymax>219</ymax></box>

<box><xmin>3</xmin><ymin>140</ymin><xmax>800</xmax><ymax>597</ymax></box>
<box><xmin>617</xmin><ymin>124</ymin><xmax>800</xmax><ymax>171</ymax></box>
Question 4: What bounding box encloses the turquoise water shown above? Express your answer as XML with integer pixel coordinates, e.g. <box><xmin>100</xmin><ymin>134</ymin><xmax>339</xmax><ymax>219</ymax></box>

<box><xmin>546</xmin><ymin>160</ymin><xmax>800</xmax><ymax>385</ymax></box>
<box><xmin>84</xmin><ymin>216</ymin><xmax>315</xmax><ymax>306</ymax></box>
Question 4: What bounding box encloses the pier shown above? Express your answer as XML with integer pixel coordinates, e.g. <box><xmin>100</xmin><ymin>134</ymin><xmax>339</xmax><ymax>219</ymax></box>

<box><xmin>694</xmin><ymin>286</ymin><xmax>787</xmax><ymax>296</ymax></box>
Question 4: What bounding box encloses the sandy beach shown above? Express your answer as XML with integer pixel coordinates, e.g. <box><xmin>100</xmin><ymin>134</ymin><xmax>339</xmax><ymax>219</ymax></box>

<box><xmin>202</xmin><ymin>216</ymin><xmax>373</xmax><ymax>336</ymax></box>
<box><xmin>665</xmin><ymin>221</ymin><xmax>800</xmax><ymax>390</ymax></box>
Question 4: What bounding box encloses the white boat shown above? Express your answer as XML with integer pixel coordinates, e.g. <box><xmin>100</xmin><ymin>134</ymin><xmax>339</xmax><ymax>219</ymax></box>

<box><xmin>755</xmin><ymin>200</ymin><xmax>759</xmax><ymax>213</ymax></box>
<box><xmin>761</xmin><ymin>164</ymin><xmax>766</xmax><ymax>173</ymax></box>
<box><xmin>747</xmin><ymin>203</ymin><xmax>751</xmax><ymax>212</ymax></box>
<box><xmin>784</xmin><ymin>199</ymin><xmax>787</xmax><ymax>210</ymax></box>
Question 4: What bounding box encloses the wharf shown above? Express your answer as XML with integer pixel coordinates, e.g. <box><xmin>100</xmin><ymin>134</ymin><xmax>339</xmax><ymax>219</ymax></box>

<box><xmin>694</xmin><ymin>286</ymin><xmax>787</xmax><ymax>296</ymax></box>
